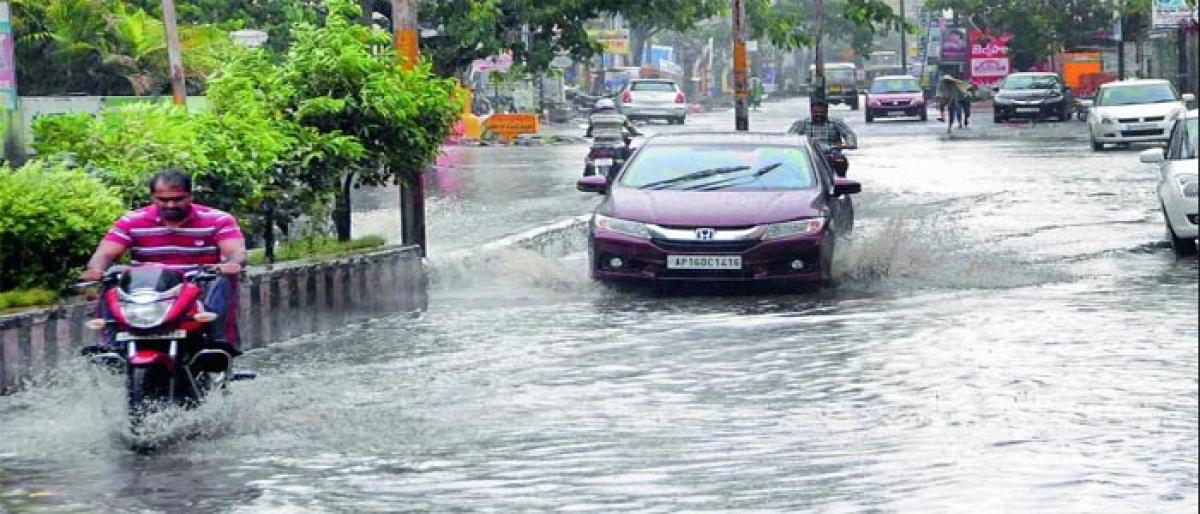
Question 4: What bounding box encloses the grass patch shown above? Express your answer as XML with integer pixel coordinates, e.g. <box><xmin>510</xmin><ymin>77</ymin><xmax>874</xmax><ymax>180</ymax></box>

<box><xmin>248</xmin><ymin>235</ymin><xmax>388</xmax><ymax>266</ymax></box>
<box><xmin>0</xmin><ymin>288</ymin><xmax>58</xmax><ymax>313</ymax></box>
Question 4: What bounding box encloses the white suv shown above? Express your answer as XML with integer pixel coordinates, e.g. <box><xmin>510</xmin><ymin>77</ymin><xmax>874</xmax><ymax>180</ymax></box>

<box><xmin>616</xmin><ymin>79</ymin><xmax>688</xmax><ymax>125</ymax></box>
<box><xmin>1088</xmin><ymin>79</ymin><xmax>1193</xmax><ymax>151</ymax></box>
<box><xmin>1141</xmin><ymin>109</ymin><xmax>1198</xmax><ymax>256</ymax></box>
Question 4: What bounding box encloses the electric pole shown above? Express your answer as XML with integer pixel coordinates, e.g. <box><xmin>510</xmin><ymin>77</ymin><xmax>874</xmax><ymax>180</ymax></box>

<box><xmin>811</xmin><ymin>0</ymin><xmax>826</xmax><ymax>116</ymax></box>
<box><xmin>392</xmin><ymin>0</ymin><xmax>426</xmax><ymax>256</ymax></box>
<box><xmin>899</xmin><ymin>0</ymin><xmax>908</xmax><ymax>73</ymax></box>
<box><xmin>732</xmin><ymin>0</ymin><xmax>749</xmax><ymax>131</ymax></box>
<box><xmin>161</xmin><ymin>0</ymin><xmax>186</xmax><ymax>106</ymax></box>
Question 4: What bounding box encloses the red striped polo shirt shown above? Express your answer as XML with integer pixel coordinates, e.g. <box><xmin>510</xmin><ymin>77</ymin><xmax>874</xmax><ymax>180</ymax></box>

<box><xmin>103</xmin><ymin>204</ymin><xmax>244</xmax><ymax>265</ymax></box>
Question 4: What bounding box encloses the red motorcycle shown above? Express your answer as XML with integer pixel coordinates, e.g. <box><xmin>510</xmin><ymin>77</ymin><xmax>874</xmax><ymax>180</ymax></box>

<box><xmin>80</xmin><ymin>264</ymin><xmax>249</xmax><ymax>448</ymax></box>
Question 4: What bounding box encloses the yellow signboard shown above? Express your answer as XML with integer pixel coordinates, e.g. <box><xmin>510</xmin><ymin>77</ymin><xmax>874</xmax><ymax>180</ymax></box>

<box><xmin>588</xmin><ymin>29</ymin><xmax>630</xmax><ymax>55</ymax></box>
<box><xmin>484</xmin><ymin>113</ymin><xmax>539</xmax><ymax>142</ymax></box>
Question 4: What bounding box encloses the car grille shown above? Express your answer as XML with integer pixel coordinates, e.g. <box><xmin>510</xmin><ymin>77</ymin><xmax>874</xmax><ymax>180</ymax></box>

<box><xmin>1118</xmin><ymin>116</ymin><xmax>1166</xmax><ymax>123</ymax></box>
<box><xmin>652</xmin><ymin>239</ymin><xmax>760</xmax><ymax>253</ymax></box>
<box><xmin>881</xmin><ymin>100</ymin><xmax>910</xmax><ymax>106</ymax></box>
<box><xmin>659</xmin><ymin>268</ymin><xmax>758</xmax><ymax>280</ymax></box>
<box><xmin>1144</xmin><ymin>116</ymin><xmax>1166</xmax><ymax>122</ymax></box>
<box><xmin>1121</xmin><ymin>129</ymin><xmax>1164</xmax><ymax>137</ymax></box>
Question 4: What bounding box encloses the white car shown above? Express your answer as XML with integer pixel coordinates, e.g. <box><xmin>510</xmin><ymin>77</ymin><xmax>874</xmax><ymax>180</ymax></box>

<box><xmin>1141</xmin><ymin>109</ymin><xmax>1198</xmax><ymax>256</ymax></box>
<box><xmin>616</xmin><ymin>79</ymin><xmax>688</xmax><ymax>125</ymax></box>
<box><xmin>1088</xmin><ymin>79</ymin><xmax>1194</xmax><ymax>151</ymax></box>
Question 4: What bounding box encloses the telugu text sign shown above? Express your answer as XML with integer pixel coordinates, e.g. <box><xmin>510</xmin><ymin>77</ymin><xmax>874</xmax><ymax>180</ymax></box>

<box><xmin>1153</xmin><ymin>0</ymin><xmax>1197</xmax><ymax>28</ymax></box>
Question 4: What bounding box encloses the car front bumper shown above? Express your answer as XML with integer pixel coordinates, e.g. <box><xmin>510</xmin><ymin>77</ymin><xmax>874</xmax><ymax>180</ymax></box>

<box><xmin>589</xmin><ymin>230</ymin><xmax>829</xmax><ymax>283</ymax></box>
<box><xmin>868</xmin><ymin>104</ymin><xmax>925</xmax><ymax>117</ymax></box>
<box><xmin>1161</xmin><ymin>183</ymin><xmax>1199</xmax><ymax>239</ymax></box>
<box><xmin>1090</xmin><ymin>120</ymin><xmax>1173</xmax><ymax>144</ymax></box>
<box><xmin>994</xmin><ymin>100</ymin><xmax>1066</xmax><ymax>118</ymax></box>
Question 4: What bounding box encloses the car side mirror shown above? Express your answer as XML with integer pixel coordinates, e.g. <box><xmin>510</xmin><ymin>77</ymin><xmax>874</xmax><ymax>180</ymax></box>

<box><xmin>991</xmin><ymin>87</ymin><xmax>999</xmax><ymax>93</ymax></box>
<box><xmin>577</xmin><ymin>175</ymin><xmax>609</xmax><ymax>194</ymax></box>
<box><xmin>1183</xmin><ymin>93</ymin><xmax>1196</xmax><ymax>104</ymax></box>
<box><xmin>1139</xmin><ymin>148</ymin><xmax>1165</xmax><ymax>164</ymax></box>
<box><xmin>833</xmin><ymin>178</ymin><xmax>862</xmax><ymax>196</ymax></box>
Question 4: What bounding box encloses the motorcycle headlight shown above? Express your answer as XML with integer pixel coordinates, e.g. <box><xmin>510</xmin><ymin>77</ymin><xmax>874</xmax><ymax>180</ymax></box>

<box><xmin>760</xmin><ymin>218</ymin><xmax>826</xmax><ymax>240</ymax></box>
<box><xmin>122</xmin><ymin>300</ymin><xmax>173</xmax><ymax>329</ymax></box>
<box><xmin>1177</xmin><ymin>174</ymin><xmax>1199</xmax><ymax>198</ymax></box>
<box><xmin>593</xmin><ymin>214</ymin><xmax>651</xmax><ymax>239</ymax></box>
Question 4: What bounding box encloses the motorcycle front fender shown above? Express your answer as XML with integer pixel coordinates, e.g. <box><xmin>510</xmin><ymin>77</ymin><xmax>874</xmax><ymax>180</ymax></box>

<box><xmin>129</xmin><ymin>349</ymin><xmax>176</xmax><ymax>373</ymax></box>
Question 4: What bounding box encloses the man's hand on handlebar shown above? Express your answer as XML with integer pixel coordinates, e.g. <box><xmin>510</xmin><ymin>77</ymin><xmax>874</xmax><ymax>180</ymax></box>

<box><xmin>215</xmin><ymin>262</ymin><xmax>243</xmax><ymax>276</ymax></box>
<box><xmin>82</xmin><ymin>268</ymin><xmax>105</xmax><ymax>282</ymax></box>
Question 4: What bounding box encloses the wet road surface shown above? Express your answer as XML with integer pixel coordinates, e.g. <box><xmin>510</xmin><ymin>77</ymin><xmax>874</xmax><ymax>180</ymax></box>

<box><xmin>1</xmin><ymin>97</ymin><xmax>1196</xmax><ymax>512</ymax></box>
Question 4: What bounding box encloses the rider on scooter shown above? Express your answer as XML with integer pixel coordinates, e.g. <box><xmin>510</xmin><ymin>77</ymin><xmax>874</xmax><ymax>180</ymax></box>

<box><xmin>82</xmin><ymin>169</ymin><xmax>246</xmax><ymax>355</ymax></box>
<box><xmin>585</xmin><ymin>98</ymin><xmax>642</xmax><ymax>146</ymax></box>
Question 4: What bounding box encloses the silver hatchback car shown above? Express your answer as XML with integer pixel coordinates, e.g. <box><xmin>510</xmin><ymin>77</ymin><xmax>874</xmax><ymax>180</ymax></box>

<box><xmin>616</xmin><ymin>79</ymin><xmax>688</xmax><ymax>125</ymax></box>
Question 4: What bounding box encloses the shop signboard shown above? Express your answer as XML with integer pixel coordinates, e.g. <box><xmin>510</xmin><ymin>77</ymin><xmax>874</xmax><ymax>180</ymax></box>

<box><xmin>968</xmin><ymin>30</ymin><xmax>1011</xmax><ymax>89</ymax></box>
<box><xmin>941</xmin><ymin>27</ymin><xmax>968</xmax><ymax>61</ymax></box>
<box><xmin>0</xmin><ymin>3</ymin><xmax>16</xmax><ymax>110</ymax></box>
<box><xmin>1153</xmin><ymin>0</ymin><xmax>1197</xmax><ymax>29</ymax></box>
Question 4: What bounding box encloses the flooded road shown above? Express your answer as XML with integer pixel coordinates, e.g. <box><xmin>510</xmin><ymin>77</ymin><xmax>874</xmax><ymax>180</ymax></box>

<box><xmin>2</xmin><ymin>97</ymin><xmax>1196</xmax><ymax>512</ymax></box>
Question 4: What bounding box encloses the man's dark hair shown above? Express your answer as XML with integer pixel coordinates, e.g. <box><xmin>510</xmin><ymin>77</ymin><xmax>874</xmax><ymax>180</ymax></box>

<box><xmin>147</xmin><ymin>169</ymin><xmax>192</xmax><ymax>194</ymax></box>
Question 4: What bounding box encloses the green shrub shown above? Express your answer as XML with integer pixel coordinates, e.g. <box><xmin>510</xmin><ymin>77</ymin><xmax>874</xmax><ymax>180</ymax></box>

<box><xmin>0</xmin><ymin>161</ymin><xmax>125</xmax><ymax>290</ymax></box>
<box><xmin>246</xmin><ymin>235</ymin><xmax>387</xmax><ymax>265</ymax></box>
<box><xmin>0</xmin><ymin>288</ymin><xmax>58</xmax><ymax>312</ymax></box>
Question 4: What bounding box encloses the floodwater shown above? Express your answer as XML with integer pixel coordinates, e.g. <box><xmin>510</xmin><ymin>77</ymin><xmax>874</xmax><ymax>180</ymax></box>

<box><xmin>1</xmin><ymin>97</ymin><xmax>1196</xmax><ymax>512</ymax></box>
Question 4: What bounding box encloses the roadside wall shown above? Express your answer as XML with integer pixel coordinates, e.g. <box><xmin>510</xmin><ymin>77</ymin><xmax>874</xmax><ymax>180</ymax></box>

<box><xmin>0</xmin><ymin>246</ymin><xmax>426</xmax><ymax>394</ymax></box>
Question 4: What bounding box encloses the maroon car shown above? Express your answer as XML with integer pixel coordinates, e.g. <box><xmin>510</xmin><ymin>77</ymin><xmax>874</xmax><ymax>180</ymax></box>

<box><xmin>576</xmin><ymin>132</ymin><xmax>862</xmax><ymax>285</ymax></box>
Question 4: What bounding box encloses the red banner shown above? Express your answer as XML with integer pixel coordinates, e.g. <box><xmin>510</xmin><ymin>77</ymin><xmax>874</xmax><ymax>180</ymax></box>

<box><xmin>968</xmin><ymin>30</ymin><xmax>1012</xmax><ymax>90</ymax></box>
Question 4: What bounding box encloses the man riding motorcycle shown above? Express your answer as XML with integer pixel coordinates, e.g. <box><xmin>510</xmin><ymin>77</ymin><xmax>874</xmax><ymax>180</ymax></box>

<box><xmin>82</xmin><ymin>169</ymin><xmax>246</xmax><ymax>355</ymax></box>
<box><xmin>583</xmin><ymin>98</ymin><xmax>643</xmax><ymax>177</ymax></box>
<box><xmin>788</xmin><ymin>101</ymin><xmax>858</xmax><ymax>176</ymax></box>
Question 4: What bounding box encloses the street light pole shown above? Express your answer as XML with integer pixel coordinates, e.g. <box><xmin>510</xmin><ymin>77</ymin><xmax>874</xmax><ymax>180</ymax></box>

<box><xmin>732</xmin><ymin>0</ymin><xmax>749</xmax><ymax>131</ymax></box>
<box><xmin>811</xmin><ymin>0</ymin><xmax>826</xmax><ymax>116</ymax></box>
<box><xmin>899</xmin><ymin>0</ymin><xmax>908</xmax><ymax>73</ymax></box>
<box><xmin>161</xmin><ymin>0</ymin><xmax>186</xmax><ymax>106</ymax></box>
<box><xmin>392</xmin><ymin>0</ymin><xmax>426</xmax><ymax>256</ymax></box>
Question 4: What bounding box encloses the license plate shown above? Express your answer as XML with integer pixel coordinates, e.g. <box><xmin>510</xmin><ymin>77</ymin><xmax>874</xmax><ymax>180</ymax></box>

<box><xmin>667</xmin><ymin>255</ymin><xmax>742</xmax><ymax>270</ymax></box>
<box><xmin>593</xmin><ymin>158</ymin><xmax>613</xmax><ymax>166</ymax></box>
<box><xmin>116</xmin><ymin>330</ymin><xmax>187</xmax><ymax>341</ymax></box>
<box><xmin>887</xmin><ymin>110</ymin><xmax>906</xmax><ymax>116</ymax></box>
<box><xmin>1016</xmin><ymin>107</ymin><xmax>1040</xmax><ymax>113</ymax></box>
<box><xmin>1124</xmin><ymin>123</ymin><xmax>1156</xmax><ymax>131</ymax></box>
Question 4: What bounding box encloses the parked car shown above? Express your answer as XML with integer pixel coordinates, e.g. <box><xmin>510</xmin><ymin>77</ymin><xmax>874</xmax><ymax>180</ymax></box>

<box><xmin>575</xmin><ymin>132</ymin><xmax>862</xmax><ymax>286</ymax></box>
<box><xmin>864</xmin><ymin>75</ymin><xmax>927</xmax><ymax>122</ymax></box>
<box><xmin>1140</xmin><ymin>109</ymin><xmax>1198</xmax><ymax>256</ymax></box>
<box><xmin>991</xmin><ymin>72</ymin><xmax>1073</xmax><ymax>122</ymax></box>
<box><xmin>616</xmin><ymin>79</ymin><xmax>688</xmax><ymax>124</ymax></box>
<box><xmin>1088</xmin><ymin>79</ymin><xmax>1194</xmax><ymax>151</ymax></box>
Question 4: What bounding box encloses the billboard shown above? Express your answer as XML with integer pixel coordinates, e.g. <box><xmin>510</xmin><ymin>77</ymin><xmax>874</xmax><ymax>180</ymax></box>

<box><xmin>941</xmin><ymin>28</ymin><xmax>968</xmax><ymax>60</ymax></box>
<box><xmin>968</xmin><ymin>30</ymin><xmax>1011</xmax><ymax>89</ymax></box>
<box><xmin>0</xmin><ymin>3</ymin><xmax>16</xmax><ymax>110</ymax></box>
<box><xmin>588</xmin><ymin>29</ymin><xmax>630</xmax><ymax>55</ymax></box>
<box><xmin>1153</xmin><ymin>0</ymin><xmax>1198</xmax><ymax>28</ymax></box>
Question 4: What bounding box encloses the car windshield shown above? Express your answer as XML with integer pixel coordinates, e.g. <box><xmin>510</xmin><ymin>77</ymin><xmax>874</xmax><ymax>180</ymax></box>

<box><xmin>871</xmin><ymin>78</ymin><xmax>921</xmax><ymax>93</ymax></box>
<box><xmin>1001</xmin><ymin>75</ymin><xmax>1060</xmax><ymax>90</ymax></box>
<box><xmin>827</xmin><ymin>68</ymin><xmax>856</xmax><ymax>83</ymax></box>
<box><xmin>630</xmin><ymin>81</ymin><xmax>675</xmax><ymax>92</ymax></box>
<box><xmin>1097</xmin><ymin>83</ymin><xmax>1179</xmax><ymax>106</ymax></box>
<box><xmin>621</xmin><ymin>144</ymin><xmax>816</xmax><ymax>192</ymax></box>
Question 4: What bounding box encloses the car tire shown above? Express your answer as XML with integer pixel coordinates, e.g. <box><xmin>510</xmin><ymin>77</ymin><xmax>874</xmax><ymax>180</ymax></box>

<box><xmin>920</xmin><ymin>111</ymin><xmax>928</xmax><ymax>122</ymax></box>
<box><xmin>993</xmin><ymin>111</ymin><xmax>1004</xmax><ymax>123</ymax></box>
<box><xmin>850</xmin><ymin>101</ymin><xmax>860</xmax><ymax>111</ymax></box>
<box><xmin>1091</xmin><ymin>137</ymin><xmax>1104</xmax><ymax>151</ymax></box>
<box><xmin>818</xmin><ymin>232</ymin><xmax>836</xmax><ymax>285</ymax></box>
<box><xmin>1165</xmin><ymin>206</ymin><xmax>1198</xmax><ymax>257</ymax></box>
<box><xmin>677</xmin><ymin>116</ymin><xmax>686</xmax><ymax>125</ymax></box>
<box><xmin>1059</xmin><ymin>104</ymin><xmax>1070</xmax><ymax>122</ymax></box>
<box><xmin>865</xmin><ymin>111</ymin><xmax>874</xmax><ymax>123</ymax></box>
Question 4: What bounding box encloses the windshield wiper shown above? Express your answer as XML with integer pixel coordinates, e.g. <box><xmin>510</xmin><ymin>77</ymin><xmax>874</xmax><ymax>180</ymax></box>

<box><xmin>683</xmin><ymin>162</ymin><xmax>785</xmax><ymax>191</ymax></box>
<box><xmin>641</xmin><ymin>165</ymin><xmax>751</xmax><ymax>190</ymax></box>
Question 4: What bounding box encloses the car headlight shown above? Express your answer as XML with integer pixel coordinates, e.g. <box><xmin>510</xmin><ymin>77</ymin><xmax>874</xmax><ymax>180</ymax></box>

<box><xmin>1177</xmin><ymin>174</ymin><xmax>1199</xmax><ymax>198</ymax></box>
<box><xmin>993</xmin><ymin>96</ymin><xmax>1012</xmax><ymax>105</ymax></box>
<box><xmin>122</xmin><ymin>300</ymin><xmax>173</xmax><ymax>329</ymax></box>
<box><xmin>593</xmin><ymin>214</ymin><xmax>652</xmax><ymax>239</ymax></box>
<box><xmin>760</xmin><ymin>218</ymin><xmax>826</xmax><ymax>240</ymax></box>
<box><xmin>1168</xmin><ymin>108</ymin><xmax>1186</xmax><ymax>121</ymax></box>
<box><xmin>1100</xmin><ymin>115</ymin><xmax>1116</xmax><ymax>125</ymax></box>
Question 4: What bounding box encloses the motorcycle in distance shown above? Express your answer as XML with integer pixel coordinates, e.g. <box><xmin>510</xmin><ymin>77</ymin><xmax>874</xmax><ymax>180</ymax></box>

<box><xmin>77</xmin><ymin>264</ymin><xmax>253</xmax><ymax>451</ymax></box>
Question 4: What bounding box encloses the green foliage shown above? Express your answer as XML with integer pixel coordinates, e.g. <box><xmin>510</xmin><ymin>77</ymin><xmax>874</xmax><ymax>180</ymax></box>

<box><xmin>176</xmin><ymin>0</ymin><xmax>322</xmax><ymax>54</ymax></box>
<box><xmin>0</xmin><ymin>289</ymin><xmax>59</xmax><ymax>311</ymax></box>
<box><xmin>246</xmin><ymin>235</ymin><xmax>387</xmax><ymax>265</ymax></box>
<box><xmin>0</xmin><ymin>161</ymin><xmax>125</xmax><ymax>291</ymax></box>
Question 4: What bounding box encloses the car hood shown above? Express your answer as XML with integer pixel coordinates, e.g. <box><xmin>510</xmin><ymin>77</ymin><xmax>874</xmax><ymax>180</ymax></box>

<box><xmin>996</xmin><ymin>89</ymin><xmax>1061</xmax><ymax>100</ymax></box>
<box><xmin>603</xmin><ymin>188</ymin><xmax>824</xmax><ymax>227</ymax></box>
<box><xmin>1093</xmin><ymin>102</ymin><xmax>1185</xmax><ymax>118</ymax></box>
<box><xmin>870</xmin><ymin>92</ymin><xmax>923</xmax><ymax>102</ymax></box>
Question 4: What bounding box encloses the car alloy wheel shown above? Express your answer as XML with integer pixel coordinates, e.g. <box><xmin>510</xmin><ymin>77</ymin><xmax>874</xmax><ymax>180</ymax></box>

<box><xmin>1164</xmin><ymin>204</ymin><xmax>1198</xmax><ymax>257</ymax></box>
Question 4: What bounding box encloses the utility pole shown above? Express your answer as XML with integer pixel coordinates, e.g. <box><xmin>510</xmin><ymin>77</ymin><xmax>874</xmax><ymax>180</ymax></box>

<box><xmin>161</xmin><ymin>0</ymin><xmax>186</xmax><ymax>106</ymax></box>
<box><xmin>732</xmin><ymin>0</ymin><xmax>749</xmax><ymax>131</ymax></box>
<box><xmin>392</xmin><ymin>0</ymin><xmax>426</xmax><ymax>256</ymax></box>
<box><xmin>899</xmin><ymin>0</ymin><xmax>908</xmax><ymax>73</ymax></box>
<box><xmin>811</xmin><ymin>0</ymin><xmax>826</xmax><ymax>116</ymax></box>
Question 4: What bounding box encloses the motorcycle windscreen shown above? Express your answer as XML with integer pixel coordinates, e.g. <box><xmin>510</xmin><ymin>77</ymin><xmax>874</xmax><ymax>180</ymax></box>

<box><xmin>121</xmin><ymin>267</ymin><xmax>185</xmax><ymax>293</ymax></box>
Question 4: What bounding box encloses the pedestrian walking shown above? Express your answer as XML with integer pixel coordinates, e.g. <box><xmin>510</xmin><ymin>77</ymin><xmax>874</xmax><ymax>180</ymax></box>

<box><xmin>750</xmin><ymin>76</ymin><xmax>764</xmax><ymax>111</ymax></box>
<box><xmin>938</xmin><ymin>75</ymin><xmax>966</xmax><ymax>133</ymax></box>
<box><xmin>956</xmin><ymin>78</ymin><xmax>977</xmax><ymax>127</ymax></box>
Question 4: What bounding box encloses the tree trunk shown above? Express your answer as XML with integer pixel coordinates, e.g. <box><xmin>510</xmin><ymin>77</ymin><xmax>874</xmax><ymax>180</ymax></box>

<box><xmin>630</xmin><ymin>26</ymin><xmax>649</xmax><ymax>66</ymax></box>
<box><xmin>333</xmin><ymin>173</ymin><xmax>355</xmax><ymax>242</ymax></box>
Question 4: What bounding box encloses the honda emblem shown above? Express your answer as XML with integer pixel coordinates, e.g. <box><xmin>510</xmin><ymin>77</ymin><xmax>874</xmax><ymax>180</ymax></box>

<box><xmin>695</xmin><ymin>228</ymin><xmax>716</xmax><ymax>240</ymax></box>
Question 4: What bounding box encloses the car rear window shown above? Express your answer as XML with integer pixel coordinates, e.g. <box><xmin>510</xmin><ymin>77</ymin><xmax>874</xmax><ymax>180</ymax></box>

<box><xmin>1097</xmin><ymin>83</ymin><xmax>1178</xmax><ymax>106</ymax></box>
<box><xmin>620</xmin><ymin>144</ymin><xmax>816</xmax><ymax>192</ymax></box>
<box><xmin>630</xmin><ymin>81</ymin><xmax>676</xmax><ymax>92</ymax></box>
